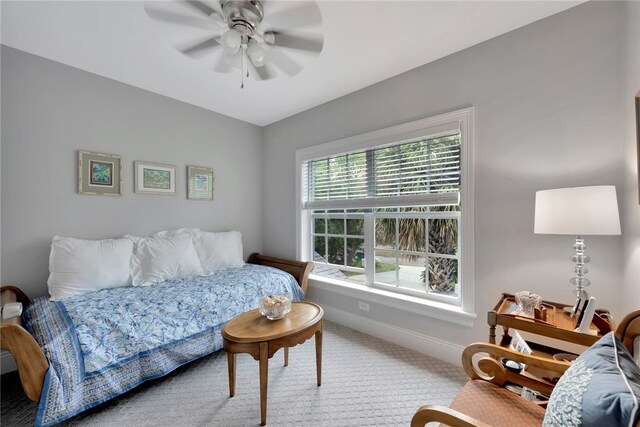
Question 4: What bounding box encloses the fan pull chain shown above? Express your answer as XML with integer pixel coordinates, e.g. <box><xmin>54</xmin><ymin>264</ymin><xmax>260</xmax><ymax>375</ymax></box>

<box><xmin>241</xmin><ymin>43</ymin><xmax>246</xmax><ymax>89</ymax></box>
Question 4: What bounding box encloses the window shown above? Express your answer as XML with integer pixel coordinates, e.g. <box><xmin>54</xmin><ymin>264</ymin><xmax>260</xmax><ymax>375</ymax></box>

<box><xmin>296</xmin><ymin>108</ymin><xmax>474</xmax><ymax>312</ymax></box>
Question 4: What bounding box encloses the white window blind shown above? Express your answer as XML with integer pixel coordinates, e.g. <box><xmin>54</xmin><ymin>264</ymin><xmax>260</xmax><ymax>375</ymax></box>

<box><xmin>303</xmin><ymin>133</ymin><xmax>461</xmax><ymax>210</ymax></box>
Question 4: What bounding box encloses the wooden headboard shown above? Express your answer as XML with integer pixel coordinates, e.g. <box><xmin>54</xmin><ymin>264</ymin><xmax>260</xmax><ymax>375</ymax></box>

<box><xmin>247</xmin><ymin>253</ymin><xmax>313</xmax><ymax>295</ymax></box>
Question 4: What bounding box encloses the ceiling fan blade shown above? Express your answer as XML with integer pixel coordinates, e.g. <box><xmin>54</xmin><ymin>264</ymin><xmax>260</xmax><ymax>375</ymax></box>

<box><xmin>266</xmin><ymin>30</ymin><xmax>323</xmax><ymax>53</ymax></box>
<box><xmin>262</xmin><ymin>1</ymin><xmax>322</xmax><ymax>28</ymax></box>
<box><xmin>267</xmin><ymin>48</ymin><xmax>302</xmax><ymax>76</ymax></box>
<box><xmin>181</xmin><ymin>1</ymin><xmax>223</xmax><ymax>21</ymax></box>
<box><xmin>214</xmin><ymin>53</ymin><xmax>236</xmax><ymax>73</ymax></box>
<box><xmin>179</xmin><ymin>36</ymin><xmax>222</xmax><ymax>57</ymax></box>
<box><xmin>250</xmin><ymin>62</ymin><xmax>276</xmax><ymax>81</ymax></box>
<box><xmin>145</xmin><ymin>7</ymin><xmax>214</xmax><ymax>31</ymax></box>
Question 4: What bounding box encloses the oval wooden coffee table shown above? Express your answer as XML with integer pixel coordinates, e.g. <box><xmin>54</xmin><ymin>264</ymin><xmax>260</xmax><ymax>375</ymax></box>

<box><xmin>222</xmin><ymin>301</ymin><xmax>324</xmax><ymax>426</ymax></box>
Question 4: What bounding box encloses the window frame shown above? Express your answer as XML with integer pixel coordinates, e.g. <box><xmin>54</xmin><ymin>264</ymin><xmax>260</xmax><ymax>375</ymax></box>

<box><xmin>296</xmin><ymin>108</ymin><xmax>475</xmax><ymax>317</ymax></box>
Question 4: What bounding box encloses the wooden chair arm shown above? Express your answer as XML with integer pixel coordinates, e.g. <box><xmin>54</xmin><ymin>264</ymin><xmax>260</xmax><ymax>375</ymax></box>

<box><xmin>410</xmin><ymin>404</ymin><xmax>491</xmax><ymax>427</ymax></box>
<box><xmin>247</xmin><ymin>253</ymin><xmax>313</xmax><ymax>295</ymax></box>
<box><xmin>1</xmin><ymin>323</ymin><xmax>48</xmax><ymax>402</ymax></box>
<box><xmin>462</xmin><ymin>343</ymin><xmax>571</xmax><ymax>396</ymax></box>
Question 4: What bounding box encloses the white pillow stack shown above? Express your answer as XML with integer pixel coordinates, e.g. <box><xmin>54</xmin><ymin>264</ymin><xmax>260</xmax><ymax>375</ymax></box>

<box><xmin>47</xmin><ymin>229</ymin><xmax>246</xmax><ymax>299</ymax></box>
<box><xmin>129</xmin><ymin>232</ymin><xmax>205</xmax><ymax>287</ymax></box>
<box><xmin>48</xmin><ymin>236</ymin><xmax>134</xmax><ymax>301</ymax></box>
<box><xmin>193</xmin><ymin>230</ymin><xmax>244</xmax><ymax>273</ymax></box>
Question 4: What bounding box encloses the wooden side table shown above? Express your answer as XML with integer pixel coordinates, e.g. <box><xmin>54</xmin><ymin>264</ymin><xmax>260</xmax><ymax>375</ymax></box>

<box><xmin>221</xmin><ymin>302</ymin><xmax>324</xmax><ymax>426</ymax></box>
<box><xmin>488</xmin><ymin>293</ymin><xmax>613</xmax><ymax>357</ymax></box>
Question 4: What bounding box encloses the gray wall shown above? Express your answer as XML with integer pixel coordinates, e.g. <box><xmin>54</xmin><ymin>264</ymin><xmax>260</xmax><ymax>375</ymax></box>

<box><xmin>262</xmin><ymin>1</ymin><xmax>629</xmax><ymax>346</ymax></box>
<box><xmin>1</xmin><ymin>46</ymin><xmax>264</xmax><ymax>298</ymax></box>
<box><xmin>622</xmin><ymin>1</ymin><xmax>640</xmax><ymax>313</ymax></box>
<box><xmin>1</xmin><ymin>1</ymin><xmax>636</xmax><ymax>351</ymax></box>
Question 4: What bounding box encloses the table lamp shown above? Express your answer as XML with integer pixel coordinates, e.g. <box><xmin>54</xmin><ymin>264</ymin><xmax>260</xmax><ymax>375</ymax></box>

<box><xmin>534</xmin><ymin>185</ymin><xmax>621</xmax><ymax>316</ymax></box>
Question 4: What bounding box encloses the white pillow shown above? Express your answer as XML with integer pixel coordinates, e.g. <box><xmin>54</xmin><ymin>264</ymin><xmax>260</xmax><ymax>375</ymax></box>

<box><xmin>130</xmin><ymin>234</ymin><xmax>205</xmax><ymax>286</ymax></box>
<box><xmin>193</xmin><ymin>230</ymin><xmax>244</xmax><ymax>272</ymax></box>
<box><xmin>48</xmin><ymin>236</ymin><xmax>134</xmax><ymax>301</ymax></box>
<box><xmin>152</xmin><ymin>228</ymin><xmax>199</xmax><ymax>238</ymax></box>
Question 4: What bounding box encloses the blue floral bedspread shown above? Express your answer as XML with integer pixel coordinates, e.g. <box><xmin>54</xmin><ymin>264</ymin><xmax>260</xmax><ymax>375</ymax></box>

<box><xmin>23</xmin><ymin>264</ymin><xmax>304</xmax><ymax>426</ymax></box>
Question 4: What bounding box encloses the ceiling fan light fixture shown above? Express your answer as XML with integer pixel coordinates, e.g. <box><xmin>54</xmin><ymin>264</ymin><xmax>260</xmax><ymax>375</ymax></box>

<box><xmin>146</xmin><ymin>0</ymin><xmax>324</xmax><ymax>87</ymax></box>
<box><xmin>247</xmin><ymin>39</ymin><xmax>267</xmax><ymax>67</ymax></box>
<box><xmin>220</xmin><ymin>28</ymin><xmax>242</xmax><ymax>54</ymax></box>
<box><xmin>221</xmin><ymin>0</ymin><xmax>264</xmax><ymax>35</ymax></box>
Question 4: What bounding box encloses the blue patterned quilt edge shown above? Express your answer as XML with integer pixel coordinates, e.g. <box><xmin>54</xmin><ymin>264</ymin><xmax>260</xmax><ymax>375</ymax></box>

<box><xmin>35</xmin><ymin>321</ymin><xmax>227</xmax><ymax>427</ymax></box>
<box><xmin>24</xmin><ymin>297</ymin><xmax>85</xmax><ymax>378</ymax></box>
<box><xmin>59</xmin><ymin>302</ymin><xmax>86</xmax><ymax>377</ymax></box>
<box><xmin>84</xmin><ymin>320</ymin><xmax>228</xmax><ymax>377</ymax></box>
<box><xmin>36</xmin><ymin>369</ymin><xmax>53</xmax><ymax>427</ymax></box>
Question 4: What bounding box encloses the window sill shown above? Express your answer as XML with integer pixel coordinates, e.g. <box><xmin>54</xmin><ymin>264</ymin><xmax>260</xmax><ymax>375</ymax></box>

<box><xmin>308</xmin><ymin>274</ymin><xmax>477</xmax><ymax>328</ymax></box>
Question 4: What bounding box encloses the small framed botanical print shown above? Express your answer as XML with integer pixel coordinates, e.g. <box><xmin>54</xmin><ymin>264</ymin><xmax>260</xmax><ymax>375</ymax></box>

<box><xmin>187</xmin><ymin>166</ymin><xmax>214</xmax><ymax>200</ymax></box>
<box><xmin>78</xmin><ymin>150</ymin><xmax>122</xmax><ymax>196</ymax></box>
<box><xmin>134</xmin><ymin>161</ymin><xmax>176</xmax><ymax>195</ymax></box>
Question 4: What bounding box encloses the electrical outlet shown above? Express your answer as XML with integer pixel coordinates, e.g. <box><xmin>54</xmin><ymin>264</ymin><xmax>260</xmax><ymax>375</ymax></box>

<box><xmin>358</xmin><ymin>301</ymin><xmax>370</xmax><ymax>312</ymax></box>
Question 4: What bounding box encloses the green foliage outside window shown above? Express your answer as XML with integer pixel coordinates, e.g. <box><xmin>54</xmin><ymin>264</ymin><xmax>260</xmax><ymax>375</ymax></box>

<box><xmin>311</xmin><ymin>135</ymin><xmax>461</xmax><ymax>293</ymax></box>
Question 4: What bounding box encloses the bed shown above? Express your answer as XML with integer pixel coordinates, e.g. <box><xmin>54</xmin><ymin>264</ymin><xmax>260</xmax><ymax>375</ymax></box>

<box><xmin>1</xmin><ymin>253</ymin><xmax>313</xmax><ymax>427</ymax></box>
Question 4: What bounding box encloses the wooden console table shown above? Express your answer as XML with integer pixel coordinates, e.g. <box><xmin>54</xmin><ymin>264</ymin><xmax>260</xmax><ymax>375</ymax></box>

<box><xmin>488</xmin><ymin>293</ymin><xmax>613</xmax><ymax>357</ymax></box>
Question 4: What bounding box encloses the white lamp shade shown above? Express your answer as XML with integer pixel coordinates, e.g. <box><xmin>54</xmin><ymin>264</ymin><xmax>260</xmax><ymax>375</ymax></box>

<box><xmin>534</xmin><ymin>185</ymin><xmax>621</xmax><ymax>235</ymax></box>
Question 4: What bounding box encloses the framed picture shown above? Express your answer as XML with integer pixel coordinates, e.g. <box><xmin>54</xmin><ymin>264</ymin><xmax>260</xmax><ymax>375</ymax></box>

<box><xmin>134</xmin><ymin>161</ymin><xmax>176</xmax><ymax>195</ymax></box>
<box><xmin>187</xmin><ymin>166</ymin><xmax>214</xmax><ymax>200</ymax></box>
<box><xmin>78</xmin><ymin>150</ymin><xmax>122</xmax><ymax>196</ymax></box>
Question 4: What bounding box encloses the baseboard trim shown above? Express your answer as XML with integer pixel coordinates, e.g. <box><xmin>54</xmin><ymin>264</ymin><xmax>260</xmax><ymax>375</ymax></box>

<box><xmin>321</xmin><ymin>305</ymin><xmax>465</xmax><ymax>366</ymax></box>
<box><xmin>1</xmin><ymin>350</ymin><xmax>17</xmax><ymax>374</ymax></box>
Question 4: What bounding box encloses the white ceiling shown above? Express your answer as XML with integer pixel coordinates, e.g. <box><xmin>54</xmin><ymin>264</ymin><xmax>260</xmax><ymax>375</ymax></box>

<box><xmin>1</xmin><ymin>1</ymin><xmax>582</xmax><ymax>126</ymax></box>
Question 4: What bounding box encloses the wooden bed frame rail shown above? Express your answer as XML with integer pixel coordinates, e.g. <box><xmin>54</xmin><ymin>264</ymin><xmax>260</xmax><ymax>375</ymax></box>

<box><xmin>0</xmin><ymin>253</ymin><xmax>313</xmax><ymax>403</ymax></box>
<box><xmin>1</xmin><ymin>286</ymin><xmax>48</xmax><ymax>401</ymax></box>
<box><xmin>247</xmin><ymin>252</ymin><xmax>313</xmax><ymax>294</ymax></box>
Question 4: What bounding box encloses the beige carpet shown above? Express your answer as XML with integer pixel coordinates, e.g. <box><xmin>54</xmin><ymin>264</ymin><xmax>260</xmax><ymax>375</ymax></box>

<box><xmin>1</xmin><ymin>321</ymin><xmax>467</xmax><ymax>426</ymax></box>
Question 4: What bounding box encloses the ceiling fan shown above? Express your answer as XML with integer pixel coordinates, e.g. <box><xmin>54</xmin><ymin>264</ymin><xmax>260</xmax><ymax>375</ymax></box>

<box><xmin>145</xmin><ymin>0</ymin><xmax>323</xmax><ymax>88</ymax></box>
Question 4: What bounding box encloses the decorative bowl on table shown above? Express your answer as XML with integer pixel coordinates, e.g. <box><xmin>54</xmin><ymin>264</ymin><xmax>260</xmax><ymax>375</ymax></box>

<box><xmin>259</xmin><ymin>294</ymin><xmax>291</xmax><ymax>320</ymax></box>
